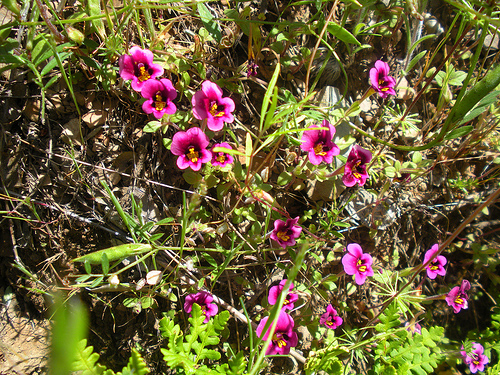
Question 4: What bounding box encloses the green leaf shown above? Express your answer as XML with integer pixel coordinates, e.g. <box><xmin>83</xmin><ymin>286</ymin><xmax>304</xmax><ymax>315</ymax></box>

<box><xmin>118</xmin><ymin>349</ymin><xmax>149</xmax><ymax>375</ymax></box>
<box><xmin>443</xmin><ymin>125</ymin><xmax>473</xmax><ymax>140</ymax></box>
<box><xmin>101</xmin><ymin>252</ymin><xmax>109</xmax><ymax>275</ymax></box>
<box><xmin>197</xmin><ymin>3</ymin><xmax>222</xmax><ymax>43</ymax></box>
<box><xmin>327</xmin><ymin>22</ymin><xmax>361</xmax><ymax>46</ymax></box>
<box><xmin>86</xmin><ymin>0</ymin><xmax>106</xmax><ymax>40</ymax></box>
<box><xmin>143</xmin><ymin>121</ymin><xmax>163</xmax><ymax>133</ymax></box>
<box><xmin>73</xmin><ymin>339</ymin><xmax>107</xmax><ymax>375</ymax></box>
<box><xmin>183</xmin><ymin>171</ymin><xmax>203</xmax><ymax>185</ymax></box>
<box><xmin>459</xmin><ymin>90</ymin><xmax>500</xmax><ymax>125</ymax></box>
<box><xmin>72</xmin><ymin>244</ymin><xmax>152</xmax><ymax>264</ymax></box>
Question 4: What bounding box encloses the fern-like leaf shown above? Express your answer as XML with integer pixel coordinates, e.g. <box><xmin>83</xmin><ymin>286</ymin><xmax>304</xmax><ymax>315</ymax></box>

<box><xmin>117</xmin><ymin>349</ymin><xmax>149</xmax><ymax>375</ymax></box>
<box><xmin>73</xmin><ymin>339</ymin><xmax>110</xmax><ymax>375</ymax></box>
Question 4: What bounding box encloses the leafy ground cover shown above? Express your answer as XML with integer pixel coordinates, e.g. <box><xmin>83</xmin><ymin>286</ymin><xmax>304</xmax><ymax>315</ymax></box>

<box><xmin>1</xmin><ymin>0</ymin><xmax>500</xmax><ymax>374</ymax></box>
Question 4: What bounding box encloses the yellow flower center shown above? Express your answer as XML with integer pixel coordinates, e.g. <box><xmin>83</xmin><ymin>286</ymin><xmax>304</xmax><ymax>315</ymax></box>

<box><xmin>314</xmin><ymin>143</ymin><xmax>327</xmax><ymax>156</ymax></box>
<box><xmin>216</xmin><ymin>154</ymin><xmax>226</xmax><ymax>163</ymax></box>
<box><xmin>357</xmin><ymin>259</ymin><xmax>366</xmax><ymax>273</ymax></box>
<box><xmin>277</xmin><ymin>231</ymin><xmax>290</xmax><ymax>242</ymax></box>
<box><xmin>326</xmin><ymin>320</ymin><xmax>334</xmax><ymax>326</ymax></box>
<box><xmin>154</xmin><ymin>93</ymin><xmax>166</xmax><ymax>111</ymax></box>
<box><xmin>272</xmin><ymin>334</ymin><xmax>287</xmax><ymax>349</ymax></box>
<box><xmin>430</xmin><ymin>264</ymin><xmax>439</xmax><ymax>271</ymax></box>
<box><xmin>187</xmin><ymin>147</ymin><xmax>199</xmax><ymax>162</ymax></box>
<box><xmin>209</xmin><ymin>102</ymin><xmax>225</xmax><ymax>118</ymax></box>
<box><xmin>138</xmin><ymin>65</ymin><xmax>150</xmax><ymax>81</ymax></box>
<box><xmin>455</xmin><ymin>297</ymin><xmax>464</xmax><ymax>305</ymax></box>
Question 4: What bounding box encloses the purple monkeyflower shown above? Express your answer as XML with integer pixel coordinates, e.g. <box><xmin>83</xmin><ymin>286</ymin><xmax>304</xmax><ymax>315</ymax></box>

<box><xmin>211</xmin><ymin>142</ymin><xmax>234</xmax><ymax>167</ymax></box>
<box><xmin>268</xmin><ymin>280</ymin><xmax>299</xmax><ymax>311</ymax></box>
<box><xmin>300</xmin><ymin>120</ymin><xmax>340</xmax><ymax>165</ymax></box>
<box><xmin>319</xmin><ymin>304</ymin><xmax>343</xmax><ymax>330</ymax></box>
<box><xmin>446</xmin><ymin>279</ymin><xmax>471</xmax><ymax>313</ymax></box>
<box><xmin>171</xmin><ymin>127</ymin><xmax>211</xmax><ymax>171</ymax></box>
<box><xmin>256</xmin><ymin>310</ymin><xmax>298</xmax><ymax>355</ymax></box>
<box><xmin>141</xmin><ymin>78</ymin><xmax>177</xmax><ymax>119</ymax></box>
<box><xmin>246</xmin><ymin>59</ymin><xmax>259</xmax><ymax>77</ymax></box>
<box><xmin>342</xmin><ymin>145</ymin><xmax>372</xmax><ymax>187</ymax></box>
<box><xmin>342</xmin><ymin>243</ymin><xmax>374</xmax><ymax>285</ymax></box>
<box><xmin>270</xmin><ymin>217</ymin><xmax>302</xmax><ymax>249</ymax></box>
<box><xmin>369</xmin><ymin>60</ymin><xmax>396</xmax><ymax>98</ymax></box>
<box><xmin>423</xmin><ymin>244</ymin><xmax>447</xmax><ymax>279</ymax></box>
<box><xmin>461</xmin><ymin>342</ymin><xmax>489</xmax><ymax>373</ymax></box>
<box><xmin>404</xmin><ymin>321</ymin><xmax>422</xmax><ymax>335</ymax></box>
<box><xmin>184</xmin><ymin>291</ymin><xmax>218</xmax><ymax>323</ymax></box>
<box><xmin>192</xmin><ymin>81</ymin><xmax>235</xmax><ymax>132</ymax></box>
<box><xmin>119</xmin><ymin>46</ymin><xmax>164</xmax><ymax>92</ymax></box>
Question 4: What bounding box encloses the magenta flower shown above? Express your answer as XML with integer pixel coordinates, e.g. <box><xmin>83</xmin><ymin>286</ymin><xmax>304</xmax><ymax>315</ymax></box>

<box><xmin>369</xmin><ymin>60</ymin><xmax>396</xmax><ymax>98</ymax></box>
<box><xmin>268</xmin><ymin>280</ymin><xmax>299</xmax><ymax>311</ymax></box>
<box><xmin>171</xmin><ymin>127</ymin><xmax>211</xmax><ymax>171</ymax></box>
<box><xmin>184</xmin><ymin>291</ymin><xmax>218</xmax><ymax>323</ymax></box>
<box><xmin>423</xmin><ymin>244</ymin><xmax>447</xmax><ymax>279</ymax></box>
<box><xmin>342</xmin><ymin>145</ymin><xmax>372</xmax><ymax>187</ymax></box>
<box><xmin>300</xmin><ymin>120</ymin><xmax>340</xmax><ymax>165</ymax></box>
<box><xmin>446</xmin><ymin>279</ymin><xmax>471</xmax><ymax>313</ymax></box>
<box><xmin>404</xmin><ymin>321</ymin><xmax>422</xmax><ymax>335</ymax></box>
<box><xmin>118</xmin><ymin>46</ymin><xmax>164</xmax><ymax>92</ymax></box>
<box><xmin>192</xmin><ymin>81</ymin><xmax>235</xmax><ymax>131</ymax></box>
<box><xmin>319</xmin><ymin>304</ymin><xmax>343</xmax><ymax>330</ymax></box>
<box><xmin>461</xmin><ymin>342</ymin><xmax>489</xmax><ymax>373</ymax></box>
<box><xmin>211</xmin><ymin>142</ymin><xmax>234</xmax><ymax>167</ymax></box>
<box><xmin>342</xmin><ymin>243</ymin><xmax>374</xmax><ymax>285</ymax></box>
<box><xmin>141</xmin><ymin>78</ymin><xmax>177</xmax><ymax>119</ymax></box>
<box><xmin>256</xmin><ymin>310</ymin><xmax>298</xmax><ymax>355</ymax></box>
<box><xmin>270</xmin><ymin>217</ymin><xmax>302</xmax><ymax>249</ymax></box>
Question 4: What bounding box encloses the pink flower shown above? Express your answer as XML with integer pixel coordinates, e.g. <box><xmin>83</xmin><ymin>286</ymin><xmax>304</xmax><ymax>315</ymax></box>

<box><xmin>319</xmin><ymin>304</ymin><xmax>343</xmax><ymax>330</ymax></box>
<box><xmin>184</xmin><ymin>291</ymin><xmax>218</xmax><ymax>323</ymax></box>
<box><xmin>211</xmin><ymin>142</ymin><xmax>234</xmax><ymax>167</ymax></box>
<box><xmin>341</xmin><ymin>243</ymin><xmax>374</xmax><ymax>285</ymax></box>
<box><xmin>423</xmin><ymin>244</ymin><xmax>447</xmax><ymax>279</ymax></box>
<box><xmin>300</xmin><ymin>120</ymin><xmax>340</xmax><ymax>165</ymax></box>
<box><xmin>171</xmin><ymin>127</ymin><xmax>211</xmax><ymax>171</ymax></box>
<box><xmin>461</xmin><ymin>342</ymin><xmax>489</xmax><ymax>373</ymax></box>
<box><xmin>192</xmin><ymin>81</ymin><xmax>235</xmax><ymax>131</ymax></box>
<box><xmin>118</xmin><ymin>46</ymin><xmax>164</xmax><ymax>92</ymax></box>
<box><xmin>141</xmin><ymin>78</ymin><xmax>177</xmax><ymax>119</ymax></box>
<box><xmin>369</xmin><ymin>60</ymin><xmax>396</xmax><ymax>98</ymax></box>
<box><xmin>445</xmin><ymin>279</ymin><xmax>471</xmax><ymax>313</ymax></box>
<box><xmin>268</xmin><ymin>280</ymin><xmax>299</xmax><ymax>311</ymax></box>
<box><xmin>270</xmin><ymin>217</ymin><xmax>302</xmax><ymax>249</ymax></box>
<box><xmin>342</xmin><ymin>145</ymin><xmax>372</xmax><ymax>187</ymax></box>
<box><xmin>404</xmin><ymin>321</ymin><xmax>422</xmax><ymax>335</ymax></box>
<box><xmin>256</xmin><ymin>310</ymin><xmax>298</xmax><ymax>355</ymax></box>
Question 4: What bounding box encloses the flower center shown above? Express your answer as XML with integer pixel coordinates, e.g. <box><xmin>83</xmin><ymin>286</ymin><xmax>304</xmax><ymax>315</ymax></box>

<box><xmin>277</xmin><ymin>231</ymin><xmax>290</xmax><ymax>242</ymax></box>
<box><xmin>272</xmin><ymin>333</ymin><xmax>287</xmax><ymax>348</ymax></box>
<box><xmin>353</xmin><ymin>160</ymin><xmax>363</xmax><ymax>179</ymax></box>
<box><xmin>216</xmin><ymin>154</ymin><xmax>226</xmax><ymax>163</ymax></box>
<box><xmin>455</xmin><ymin>297</ymin><xmax>464</xmax><ymax>305</ymax></box>
<box><xmin>314</xmin><ymin>143</ymin><xmax>327</xmax><ymax>156</ymax></box>
<box><xmin>154</xmin><ymin>92</ymin><xmax>166</xmax><ymax>111</ymax></box>
<box><xmin>430</xmin><ymin>263</ymin><xmax>439</xmax><ymax>271</ymax></box>
<box><xmin>357</xmin><ymin>259</ymin><xmax>367</xmax><ymax>273</ymax></box>
<box><xmin>137</xmin><ymin>63</ymin><xmax>151</xmax><ymax>82</ymax></box>
<box><xmin>209</xmin><ymin>102</ymin><xmax>225</xmax><ymax>118</ymax></box>
<box><xmin>187</xmin><ymin>147</ymin><xmax>199</xmax><ymax>163</ymax></box>
<box><xmin>326</xmin><ymin>319</ymin><xmax>334</xmax><ymax>326</ymax></box>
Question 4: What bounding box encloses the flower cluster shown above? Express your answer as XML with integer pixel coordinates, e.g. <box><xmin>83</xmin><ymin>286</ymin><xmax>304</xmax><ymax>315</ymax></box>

<box><xmin>461</xmin><ymin>342</ymin><xmax>489</xmax><ymax>373</ymax></box>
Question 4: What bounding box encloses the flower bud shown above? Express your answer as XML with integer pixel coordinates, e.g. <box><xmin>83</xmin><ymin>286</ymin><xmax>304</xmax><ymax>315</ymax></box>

<box><xmin>66</xmin><ymin>26</ymin><xmax>85</xmax><ymax>45</ymax></box>
<box><xmin>108</xmin><ymin>274</ymin><xmax>120</xmax><ymax>286</ymax></box>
